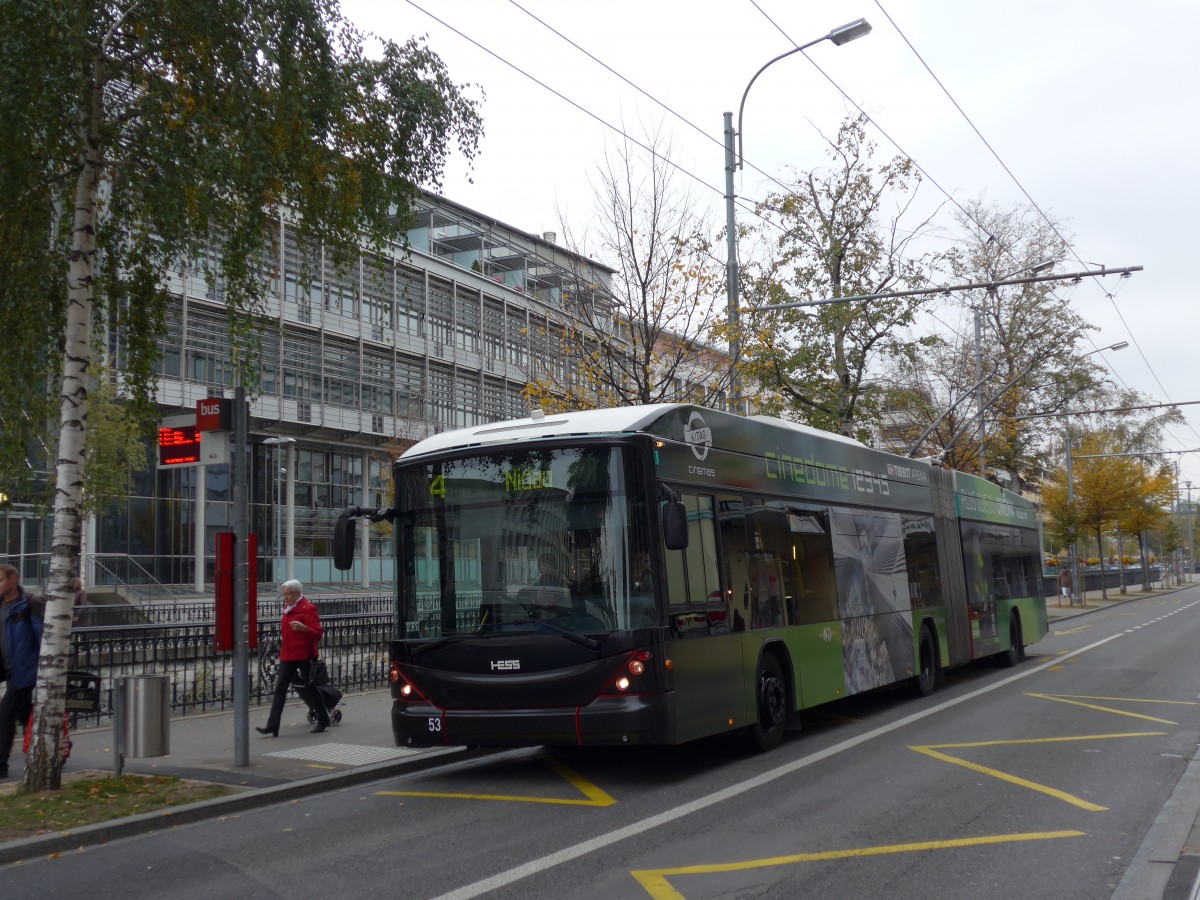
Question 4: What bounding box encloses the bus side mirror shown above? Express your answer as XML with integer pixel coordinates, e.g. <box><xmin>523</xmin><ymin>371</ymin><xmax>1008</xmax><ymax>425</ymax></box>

<box><xmin>333</xmin><ymin>508</ymin><xmax>359</xmax><ymax>570</ymax></box>
<box><xmin>663</xmin><ymin>500</ymin><xmax>688</xmax><ymax>550</ymax></box>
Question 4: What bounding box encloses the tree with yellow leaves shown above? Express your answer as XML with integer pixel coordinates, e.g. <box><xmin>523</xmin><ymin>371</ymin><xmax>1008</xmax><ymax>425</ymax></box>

<box><xmin>1043</xmin><ymin>426</ymin><xmax>1175</xmax><ymax>599</ymax></box>
<box><xmin>1118</xmin><ymin>461</ymin><xmax>1175</xmax><ymax>590</ymax></box>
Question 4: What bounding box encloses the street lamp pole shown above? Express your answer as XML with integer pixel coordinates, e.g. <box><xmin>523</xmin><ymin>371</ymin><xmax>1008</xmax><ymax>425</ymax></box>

<box><xmin>723</xmin><ymin>17</ymin><xmax>871</xmax><ymax>412</ymax></box>
<box><xmin>1187</xmin><ymin>480</ymin><xmax>1195</xmax><ymax>583</ymax></box>
<box><xmin>1064</xmin><ymin>413</ymin><xmax>1079</xmax><ymax>606</ymax></box>
<box><xmin>264</xmin><ymin>437</ymin><xmax>296</xmax><ymax>583</ymax></box>
<box><xmin>1175</xmin><ymin>460</ymin><xmax>1182</xmax><ymax>585</ymax></box>
<box><xmin>723</xmin><ymin>111</ymin><xmax>738</xmax><ymax>409</ymax></box>
<box><xmin>974</xmin><ymin>308</ymin><xmax>985</xmax><ymax>469</ymax></box>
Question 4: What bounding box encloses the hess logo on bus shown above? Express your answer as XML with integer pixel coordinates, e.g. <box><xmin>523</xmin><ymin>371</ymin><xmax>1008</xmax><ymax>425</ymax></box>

<box><xmin>491</xmin><ymin>659</ymin><xmax>521</xmax><ymax>671</ymax></box>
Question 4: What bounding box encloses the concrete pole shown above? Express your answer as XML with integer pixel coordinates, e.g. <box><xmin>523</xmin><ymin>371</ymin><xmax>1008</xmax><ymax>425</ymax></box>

<box><xmin>285</xmin><ymin>441</ymin><xmax>296</xmax><ymax>583</ymax></box>
<box><xmin>1065</xmin><ymin>415</ymin><xmax>1081</xmax><ymax>606</ymax></box>
<box><xmin>975</xmin><ymin>305</ymin><xmax>986</xmax><ymax>475</ymax></box>
<box><xmin>1116</xmin><ymin>522</ymin><xmax>1126</xmax><ymax>594</ymax></box>
<box><xmin>193</xmin><ymin>464</ymin><xmax>206</xmax><ymax>593</ymax></box>
<box><xmin>1180</xmin><ymin>482</ymin><xmax>1190</xmax><ymax>580</ymax></box>
<box><xmin>360</xmin><ymin>447</ymin><xmax>370</xmax><ymax>589</ymax></box>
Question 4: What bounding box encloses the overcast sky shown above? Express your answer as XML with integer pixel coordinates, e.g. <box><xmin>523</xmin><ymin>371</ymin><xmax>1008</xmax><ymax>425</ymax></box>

<box><xmin>342</xmin><ymin>0</ymin><xmax>1200</xmax><ymax>488</ymax></box>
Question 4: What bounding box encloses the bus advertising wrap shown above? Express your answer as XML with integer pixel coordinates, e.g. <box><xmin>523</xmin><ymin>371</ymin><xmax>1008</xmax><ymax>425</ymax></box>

<box><xmin>647</xmin><ymin>406</ymin><xmax>935</xmax><ymax>514</ymax></box>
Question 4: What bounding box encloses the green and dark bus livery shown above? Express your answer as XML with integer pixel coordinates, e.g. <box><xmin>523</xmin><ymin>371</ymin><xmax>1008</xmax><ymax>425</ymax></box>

<box><xmin>333</xmin><ymin>404</ymin><xmax>1047</xmax><ymax>752</ymax></box>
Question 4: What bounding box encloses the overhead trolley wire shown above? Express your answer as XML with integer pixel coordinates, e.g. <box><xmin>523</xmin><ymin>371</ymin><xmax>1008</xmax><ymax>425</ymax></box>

<box><xmin>868</xmin><ymin>0</ymin><xmax>1182</xmax><ymax>433</ymax></box>
<box><xmin>405</xmin><ymin>0</ymin><xmax>1194</xmax><ymax>456</ymax></box>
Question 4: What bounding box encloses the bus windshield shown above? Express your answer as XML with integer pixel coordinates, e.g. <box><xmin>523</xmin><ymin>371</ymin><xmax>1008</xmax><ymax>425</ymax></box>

<box><xmin>395</xmin><ymin>444</ymin><xmax>655</xmax><ymax>640</ymax></box>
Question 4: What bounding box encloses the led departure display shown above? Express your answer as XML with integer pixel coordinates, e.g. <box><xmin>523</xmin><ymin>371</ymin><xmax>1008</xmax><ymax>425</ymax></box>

<box><xmin>158</xmin><ymin>425</ymin><xmax>202</xmax><ymax>467</ymax></box>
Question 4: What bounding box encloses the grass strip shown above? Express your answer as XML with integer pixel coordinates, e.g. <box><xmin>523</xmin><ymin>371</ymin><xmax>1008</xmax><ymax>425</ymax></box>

<box><xmin>0</xmin><ymin>772</ymin><xmax>233</xmax><ymax>842</ymax></box>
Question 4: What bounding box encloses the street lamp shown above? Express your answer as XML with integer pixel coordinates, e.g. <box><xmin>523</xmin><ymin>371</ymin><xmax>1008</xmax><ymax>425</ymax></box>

<box><xmin>723</xmin><ymin>18</ymin><xmax>871</xmax><ymax>410</ymax></box>
<box><xmin>975</xmin><ymin>257</ymin><xmax>1056</xmax><ymax>473</ymax></box>
<box><xmin>1063</xmin><ymin>340</ymin><xmax>1129</xmax><ymax>605</ymax></box>
<box><xmin>263</xmin><ymin>436</ymin><xmax>296</xmax><ymax>582</ymax></box>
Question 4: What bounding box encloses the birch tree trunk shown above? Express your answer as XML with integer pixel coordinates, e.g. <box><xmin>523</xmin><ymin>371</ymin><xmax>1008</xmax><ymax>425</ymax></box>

<box><xmin>21</xmin><ymin>57</ymin><xmax>102</xmax><ymax>794</ymax></box>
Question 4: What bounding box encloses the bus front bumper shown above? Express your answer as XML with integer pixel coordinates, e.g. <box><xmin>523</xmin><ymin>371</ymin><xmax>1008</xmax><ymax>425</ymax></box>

<box><xmin>392</xmin><ymin>693</ymin><xmax>675</xmax><ymax>748</ymax></box>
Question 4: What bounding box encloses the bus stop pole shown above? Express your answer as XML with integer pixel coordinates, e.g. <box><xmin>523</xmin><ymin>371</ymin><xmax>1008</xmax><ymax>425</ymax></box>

<box><xmin>232</xmin><ymin>385</ymin><xmax>249</xmax><ymax>766</ymax></box>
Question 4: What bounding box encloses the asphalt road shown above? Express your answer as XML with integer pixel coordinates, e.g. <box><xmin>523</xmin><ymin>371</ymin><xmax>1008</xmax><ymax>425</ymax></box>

<box><xmin>6</xmin><ymin>588</ymin><xmax>1200</xmax><ymax>899</ymax></box>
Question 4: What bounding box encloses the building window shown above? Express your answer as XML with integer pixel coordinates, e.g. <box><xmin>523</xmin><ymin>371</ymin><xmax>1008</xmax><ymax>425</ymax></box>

<box><xmin>322</xmin><ymin>339</ymin><xmax>359</xmax><ymax>409</ymax></box>
<box><xmin>282</xmin><ymin>329</ymin><xmax>321</xmax><ymax>401</ymax></box>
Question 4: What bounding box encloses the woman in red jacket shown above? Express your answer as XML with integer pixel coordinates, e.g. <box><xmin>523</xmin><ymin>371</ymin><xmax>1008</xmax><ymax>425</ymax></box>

<box><xmin>257</xmin><ymin>580</ymin><xmax>330</xmax><ymax>736</ymax></box>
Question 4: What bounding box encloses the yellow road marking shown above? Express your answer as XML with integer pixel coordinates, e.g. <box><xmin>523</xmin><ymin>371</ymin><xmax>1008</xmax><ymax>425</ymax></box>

<box><xmin>910</xmin><ymin>732</ymin><xmax>1165</xmax><ymax>811</ymax></box>
<box><xmin>1055</xmin><ymin>625</ymin><xmax>1092</xmax><ymax>635</ymax></box>
<box><xmin>1040</xmin><ymin>693</ymin><xmax>1197</xmax><ymax>706</ymax></box>
<box><xmin>629</xmin><ymin>831</ymin><xmax>1085</xmax><ymax>898</ymax></box>
<box><xmin>918</xmin><ymin>731</ymin><xmax>1165</xmax><ymax>750</ymax></box>
<box><xmin>376</xmin><ymin>759</ymin><xmax>616</xmax><ymax>807</ymax></box>
<box><xmin>1027</xmin><ymin>692</ymin><xmax>1180</xmax><ymax>724</ymax></box>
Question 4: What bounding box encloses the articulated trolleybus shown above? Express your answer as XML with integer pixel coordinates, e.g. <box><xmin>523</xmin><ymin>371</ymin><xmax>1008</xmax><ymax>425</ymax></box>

<box><xmin>333</xmin><ymin>404</ymin><xmax>1047</xmax><ymax>753</ymax></box>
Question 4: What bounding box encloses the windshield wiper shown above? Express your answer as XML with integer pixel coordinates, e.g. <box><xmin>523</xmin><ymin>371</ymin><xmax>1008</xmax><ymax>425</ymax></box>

<box><xmin>524</xmin><ymin>616</ymin><xmax>601</xmax><ymax>650</ymax></box>
<box><xmin>411</xmin><ymin>629</ymin><xmax>495</xmax><ymax>659</ymax></box>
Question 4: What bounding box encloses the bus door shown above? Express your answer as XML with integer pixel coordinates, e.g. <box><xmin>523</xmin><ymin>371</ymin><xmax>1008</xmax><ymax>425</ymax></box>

<box><xmin>662</xmin><ymin>492</ymin><xmax>743</xmax><ymax>743</ymax></box>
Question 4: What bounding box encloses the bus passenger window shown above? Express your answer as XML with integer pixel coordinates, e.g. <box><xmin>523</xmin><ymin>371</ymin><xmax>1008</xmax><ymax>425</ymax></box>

<box><xmin>744</xmin><ymin>500</ymin><xmax>786</xmax><ymax>628</ymax></box>
<box><xmin>665</xmin><ymin>543</ymin><xmax>688</xmax><ymax>607</ymax></box>
<box><xmin>786</xmin><ymin>507</ymin><xmax>837</xmax><ymax>624</ymax></box>
<box><xmin>683</xmin><ymin>494</ymin><xmax>719</xmax><ymax>605</ymax></box>
<box><xmin>718</xmin><ymin>494</ymin><xmax>749</xmax><ymax>631</ymax></box>
<box><xmin>665</xmin><ymin>493</ymin><xmax>720</xmax><ymax>608</ymax></box>
<box><xmin>901</xmin><ymin>515</ymin><xmax>941</xmax><ymax>610</ymax></box>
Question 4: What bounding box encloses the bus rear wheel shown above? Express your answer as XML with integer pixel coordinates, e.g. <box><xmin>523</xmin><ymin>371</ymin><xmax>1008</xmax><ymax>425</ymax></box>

<box><xmin>747</xmin><ymin>653</ymin><xmax>787</xmax><ymax>753</ymax></box>
<box><xmin>1000</xmin><ymin>616</ymin><xmax>1023</xmax><ymax>668</ymax></box>
<box><xmin>912</xmin><ymin>625</ymin><xmax>936</xmax><ymax>697</ymax></box>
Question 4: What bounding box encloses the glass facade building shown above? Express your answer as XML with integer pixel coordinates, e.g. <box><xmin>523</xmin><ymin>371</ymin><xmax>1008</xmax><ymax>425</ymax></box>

<box><xmin>2</xmin><ymin>192</ymin><xmax>614</xmax><ymax>591</ymax></box>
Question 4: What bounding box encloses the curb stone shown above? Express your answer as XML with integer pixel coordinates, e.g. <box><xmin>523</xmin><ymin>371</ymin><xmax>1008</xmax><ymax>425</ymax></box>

<box><xmin>0</xmin><ymin>746</ymin><xmax>472</xmax><ymax>866</ymax></box>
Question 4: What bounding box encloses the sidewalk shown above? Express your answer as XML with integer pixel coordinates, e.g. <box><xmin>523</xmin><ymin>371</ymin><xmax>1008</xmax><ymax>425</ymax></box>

<box><xmin>0</xmin><ymin>688</ymin><xmax>468</xmax><ymax>865</ymax></box>
<box><xmin>64</xmin><ymin>687</ymin><xmax>422</xmax><ymax>788</ymax></box>
<box><xmin>1044</xmin><ymin>582</ymin><xmax>1183</xmax><ymax>621</ymax></box>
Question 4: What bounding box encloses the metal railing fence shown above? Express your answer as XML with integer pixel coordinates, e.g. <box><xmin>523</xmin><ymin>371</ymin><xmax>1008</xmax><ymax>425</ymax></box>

<box><xmin>71</xmin><ymin>593</ymin><xmax>394</xmax><ymax>627</ymax></box>
<box><xmin>86</xmin><ymin>553</ymin><xmax>181</xmax><ymax>605</ymax></box>
<box><xmin>64</xmin><ymin>612</ymin><xmax>395</xmax><ymax>727</ymax></box>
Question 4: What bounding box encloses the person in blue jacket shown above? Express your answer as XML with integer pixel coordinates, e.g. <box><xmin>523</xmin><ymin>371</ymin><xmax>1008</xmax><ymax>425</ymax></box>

<box><xmin>0</xmin><ymin>564</ymin><xmax>45</xmax><ymax>779</ymax></box>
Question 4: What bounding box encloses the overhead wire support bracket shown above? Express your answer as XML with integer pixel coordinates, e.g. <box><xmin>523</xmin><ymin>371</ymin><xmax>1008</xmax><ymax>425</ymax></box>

<box><xmin>746</xmin><ymin>265</ymin><xmax>1143</xmax><ymax>313</ymax></box>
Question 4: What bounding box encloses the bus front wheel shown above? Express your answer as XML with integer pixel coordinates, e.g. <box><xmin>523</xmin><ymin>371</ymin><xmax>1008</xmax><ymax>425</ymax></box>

<box><xmin>747</xmin><ymin>653</ymin><xmax>788</xmax><ymax>753</ymax></box>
